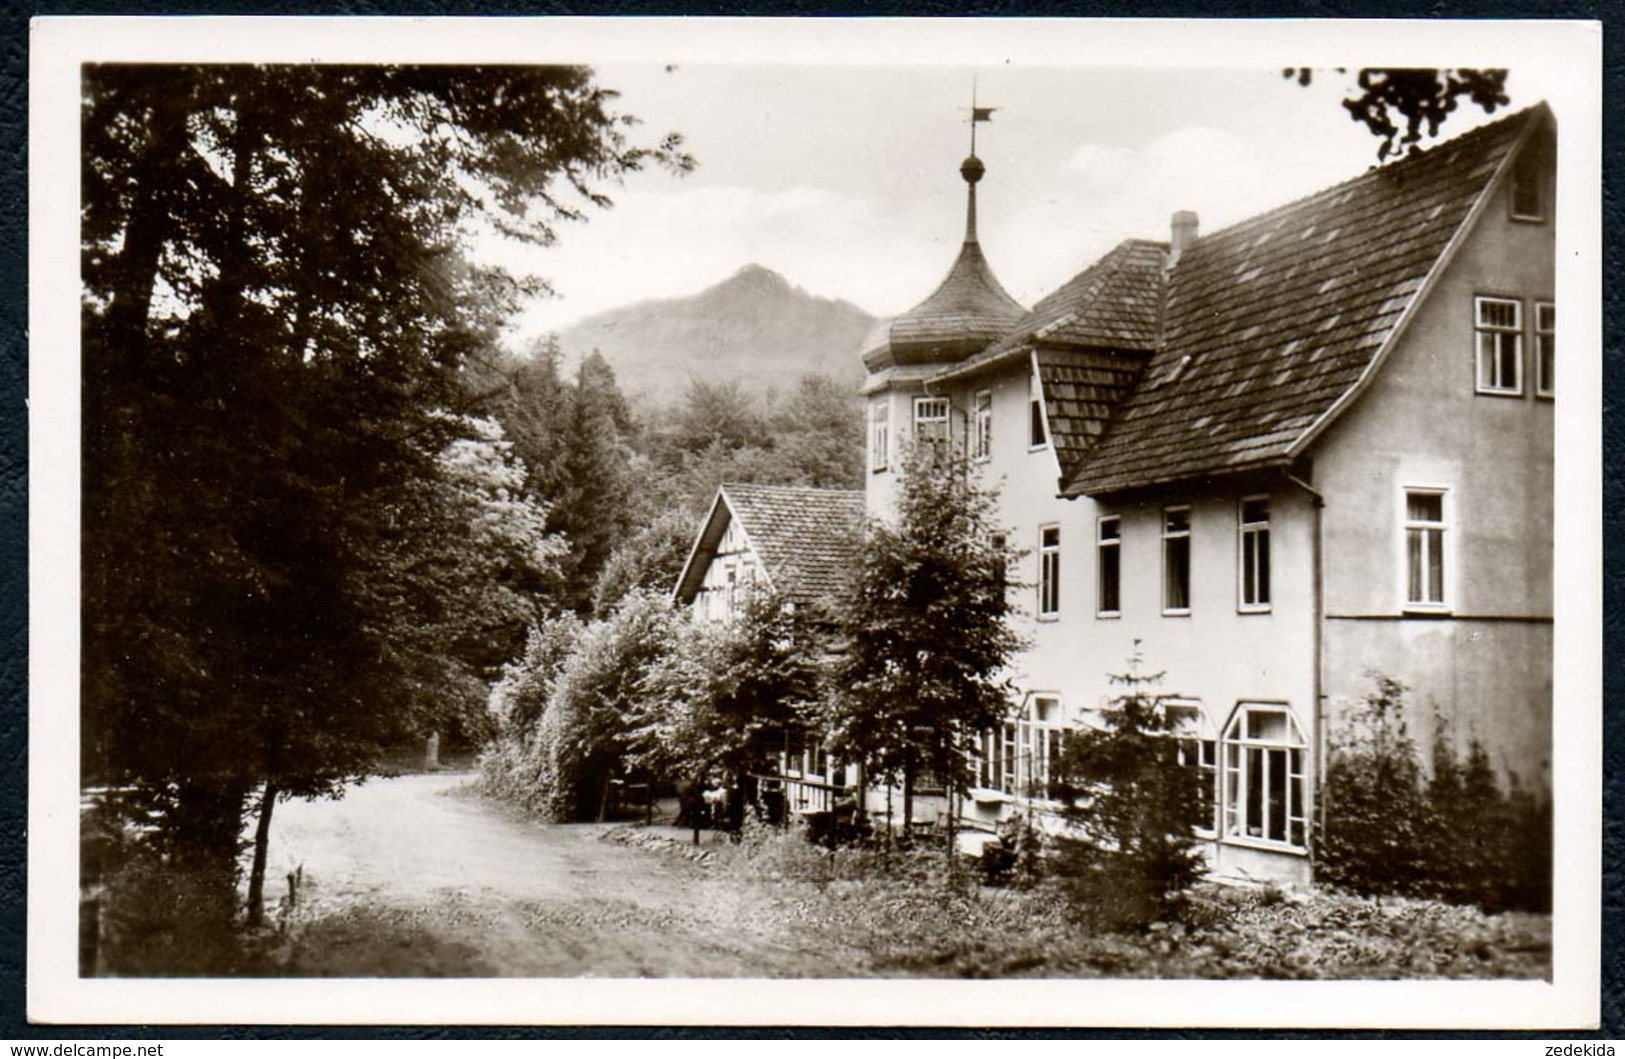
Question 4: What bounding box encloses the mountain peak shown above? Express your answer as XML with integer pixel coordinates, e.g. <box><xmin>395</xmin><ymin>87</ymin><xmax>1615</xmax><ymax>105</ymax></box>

<box><xmin>556</xmin><ymin>266</ymin><xmax>876</xmax><ymax>404</ymax></box>
<box><xmin>722</xmin><ymin>263</ymin><xmax>790</xmax><ymax>293</ymax></box>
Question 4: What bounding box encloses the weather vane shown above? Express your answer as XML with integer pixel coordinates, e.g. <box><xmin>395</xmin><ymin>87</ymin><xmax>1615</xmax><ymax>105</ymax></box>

<box><xmin>968</xmin><ymin>78</ymin><xmax>996</xmax><ymax>156</ymax></box>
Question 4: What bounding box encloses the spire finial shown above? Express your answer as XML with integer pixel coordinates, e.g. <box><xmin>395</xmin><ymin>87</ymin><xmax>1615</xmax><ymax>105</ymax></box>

<box><xmin>961</xmin><ymin>81</ymin><xmax>995</xmax><ymax>244</ymax></box>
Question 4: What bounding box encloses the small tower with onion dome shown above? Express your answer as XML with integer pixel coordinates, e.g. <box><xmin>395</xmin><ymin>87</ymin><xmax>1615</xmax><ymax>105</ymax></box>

<box><xmin>861</xmin><ymin>108</ymin><xmax>1025</xmax><ymax>520</ymax></box>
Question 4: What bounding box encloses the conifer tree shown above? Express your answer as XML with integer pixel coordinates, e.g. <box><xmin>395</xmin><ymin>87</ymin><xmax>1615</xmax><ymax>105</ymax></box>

<box><xmin>823</xmin><ymin>449</ymin><xmax>1022</xmax><ymax>845</ymax></box>
<box><xmin>1049</xmin><ymin>646</ymin><xmax>1207</xmax><ymax>927</ymax></box>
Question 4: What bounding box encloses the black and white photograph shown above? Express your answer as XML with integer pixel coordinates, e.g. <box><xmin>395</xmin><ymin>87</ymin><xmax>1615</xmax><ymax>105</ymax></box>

<box><xmin>28</xmin><ymin>16</ymin><xmax>1601</xmax><ymax>1028</ymax></box>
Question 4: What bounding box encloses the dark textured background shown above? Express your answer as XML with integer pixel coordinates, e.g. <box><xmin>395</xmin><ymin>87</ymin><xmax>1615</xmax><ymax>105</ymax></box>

<box><xmin>2</xmin><ymin>1</ymin><xmax>1615</xmax><ymax>1039</ymax></box>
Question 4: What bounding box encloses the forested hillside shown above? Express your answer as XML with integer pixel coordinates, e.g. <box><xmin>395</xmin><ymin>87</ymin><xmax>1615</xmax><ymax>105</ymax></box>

<box><xmin>554</xmin><ymin>264</ymin><xmax>875</xmax><ymax>402</ymax></box>
<box><xmin>469</xmin><ymin>337</ymin><xmax>865</xmax><ymax>619</ymax></box>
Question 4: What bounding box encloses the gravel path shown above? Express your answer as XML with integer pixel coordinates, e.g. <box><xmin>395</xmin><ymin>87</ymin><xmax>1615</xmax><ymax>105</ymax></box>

<box><xmin>264</xmin><ymin>771</ymin><xmax>836</xmax><ymax>977</ymax></box>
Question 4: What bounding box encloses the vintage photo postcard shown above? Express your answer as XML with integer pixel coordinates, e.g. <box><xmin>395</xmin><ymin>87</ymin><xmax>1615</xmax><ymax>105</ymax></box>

<box><xmin>28</xmin><ymin>15</ymin><xmax>1602</xmax><ymax>1028</ymax></box>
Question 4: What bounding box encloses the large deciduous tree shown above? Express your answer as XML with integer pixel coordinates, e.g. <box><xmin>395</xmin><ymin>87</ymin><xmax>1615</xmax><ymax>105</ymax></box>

<box><xmin>81</xmin><ymin>63</ymin><xmax>690</xmax><ymax>924</ymax></box>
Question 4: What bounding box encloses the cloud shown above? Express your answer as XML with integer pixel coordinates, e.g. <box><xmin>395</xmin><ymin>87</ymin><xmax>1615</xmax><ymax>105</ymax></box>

<box><xmin>997</xmin><ymin>126</ymin><xmax>1333</xmax><ymax>303</ymax></box>
<box><xmin>477</xmin><ymin>125</ymin><xmax>1351</xmax><ymax>348</ymax></box>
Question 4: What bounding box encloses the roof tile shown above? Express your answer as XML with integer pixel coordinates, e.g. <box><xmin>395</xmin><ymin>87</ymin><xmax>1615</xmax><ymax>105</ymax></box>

<box><xmin>716</xmin><ymin>483</ymin><xmax>866</xmax><ymax>606</ymax></box>
<box><xmin>1064</xmin><ymin>106</ymin><xmax>1541</xmax><ymax>496</ymax></box>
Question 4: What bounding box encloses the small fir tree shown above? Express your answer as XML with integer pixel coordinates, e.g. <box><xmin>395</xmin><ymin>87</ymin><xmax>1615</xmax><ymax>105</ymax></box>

<box><xmin>1049</xmin><ymin>647</ymin><xmax>1207</xmax><ymax>928</ymax></box>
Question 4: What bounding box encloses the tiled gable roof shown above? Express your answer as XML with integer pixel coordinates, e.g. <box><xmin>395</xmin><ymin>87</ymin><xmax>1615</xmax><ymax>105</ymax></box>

<box><xmin>935</xmin><ymin>238</ymin><xmax>1166</xmax><ymax>384</ymax></box>
<box><xmin>1006</xmin><ymin>238</ymin><xmax>1167</xmax><ymax>354</ymax></box>
<box><xmin>674</xmin><ymin>483</ymin><xmax>866</xmax><ymax>608</ymax></box>
<box><xmin>1063</xmin><ymin>105</ymin><xmax>1543</xmax><ymax>497</ymax></box>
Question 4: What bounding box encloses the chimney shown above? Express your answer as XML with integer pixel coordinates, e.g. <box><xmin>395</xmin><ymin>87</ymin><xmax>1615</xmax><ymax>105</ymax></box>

<box><xmin>1167</xmin><ymin>210</ymin><xmax>1199</xmax><ymax>269</ymax></box>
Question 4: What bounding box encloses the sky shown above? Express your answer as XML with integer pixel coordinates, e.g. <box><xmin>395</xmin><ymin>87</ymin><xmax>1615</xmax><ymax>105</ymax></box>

<box><xmin>480</xmin><ymin>62</ymin><xmax>1555</xmax><ymax>347</ymax></box>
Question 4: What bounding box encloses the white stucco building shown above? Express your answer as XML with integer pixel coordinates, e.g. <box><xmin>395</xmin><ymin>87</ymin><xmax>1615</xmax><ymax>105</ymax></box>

<box><xmin>859</xmin><ymin>104</ymin><xmax>1555</xmax><ymax>882</ymax></box>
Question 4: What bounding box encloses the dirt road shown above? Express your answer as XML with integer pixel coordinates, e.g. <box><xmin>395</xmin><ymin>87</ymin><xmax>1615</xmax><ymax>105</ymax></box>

<box><xmin>265</xmin><ymin>772</ymin><xmax>840</xmax><ymax>977</ymax></box>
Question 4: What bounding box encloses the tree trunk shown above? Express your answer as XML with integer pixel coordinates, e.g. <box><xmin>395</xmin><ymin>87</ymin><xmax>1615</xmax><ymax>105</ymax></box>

<box><xmin>901</xmin><ymin>765</ymin><xmax>915</xmax><ymax>844</ymax></box>
<box><xmin>943</xmin><ymin>774</ymin><xmax>956</xmax><ymax>872</ymax></box>
<box><xmin>100</xmin><ymin>79</ymin><xmax>195</xmax><ymax>373</ymax></box>
<box><xmin>245</xmin><ymin>781</ymin><xmax>279</xmax><ymax>928</ymax></box>
<box><xmin>853</xmin><ymin>761</ymin><xmax>868</xmax><ymax>830</ymax></box>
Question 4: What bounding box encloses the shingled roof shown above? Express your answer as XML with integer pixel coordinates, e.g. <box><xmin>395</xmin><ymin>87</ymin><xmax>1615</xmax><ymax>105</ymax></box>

<box><xmin>1063</xmin><ymin>104</ymin><xmax>1548</xmax><ymax>497</ymax></box>
<box><xmin>941</xmin><ymin>238</ymin><xmax>1168</xmax><ymax>383</ymax></box>
<box><xmin>673</xmin><ymin>483</ymin><xmax>866</xmax><ymax>609</ymax></box>
<box><xmin>862</xmin><ymin>241</ymin><xmax>1027</xmax><ymax>371</ymax></box>
<box><xmin>1036</xmin><ymin>348</ymin><xmax>1153</xmax><ymax>480</ymax></box>
<box><xmin>930</xmin><ymin>237</ymin><xmax>1168</xmax><ymax>477</ymax></box>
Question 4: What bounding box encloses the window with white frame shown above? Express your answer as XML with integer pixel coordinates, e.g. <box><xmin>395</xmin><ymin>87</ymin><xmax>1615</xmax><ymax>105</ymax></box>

<box><xmin>1022</xmin><ymin>695</ymin><xmax>1066</xmax><ymax>801</ymax></box>
<box><xmin>1404</xmin><ymin>488</ymin><xmax>1447</xmax><ymax>609</ymax></box>
<box><xmin>1238</xmin><ymin>496</ymin><xmax>1272</xmax><ymax>611</ymax></box>
<box><xmin>1509</xmin><ymin>145</ymin><xmax>1544</xmax><ymax>222</ymax></box>
<box><xmin>1166</xmin><ymin>701</ymin><xmax>1218</xmax><ymax>837</ymax></box>
<box><xmin>1536</xmin><ymin>302</ymin><xmax>1555</xmax><ymax>397</ymax></box>
<box><xmin>977</xmin><ymin>697</ymin><xmax>1066</xmax><ymax>800</ymax></box>
<box><xmin>870</xmin><ymin>401</ymin><xmax>890</xmax><ymax>472</ymax></box>
<box><xmin>1162</xmin><ymin>506</ymin><xmax>1192</xmax><ymax>614</ymax></box>
<box><xmin>1221</xmin><ymin>704</ymin><xmax>1307</xmax><ymax>849</ymax></box>
<box><xmin>972</xmin><ymin>390</ymin><xmax>993</xmax><ymax>460</ymax></box>
<box><xmin>1096</xmin><ymin>514</ymin><xmax>1121</xmax><ymax>617</ymax></box>
<box><xmin>1038</xmin><ymin>524</ymin><xmax>1061</xmax><ymax>619</ymax></box>
<box><xmin>978</xmin><ymin>722</ymin><xmax>1019</xmax><ymax>794</ymax></box>
<box><xmin>1475</xmin><ymin>296</ymin><xmax>1523</xmax><ymax>395</ymax></box>
<box><xmin>913</xmin><ymin>395</ymin><xmax>950</xmax><ymax>457</ymax></box>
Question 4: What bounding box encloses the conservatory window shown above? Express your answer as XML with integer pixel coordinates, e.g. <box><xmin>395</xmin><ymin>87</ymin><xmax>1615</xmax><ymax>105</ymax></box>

<box><xmin>1166</xmin><ymin>701</ymin><xmax>1218</xmax><ymax>838</ymax></box>
<box><xmin>1221</xmin><ymin>704</ymin><xmax>1307</xmax><ymax>851</ymax></box>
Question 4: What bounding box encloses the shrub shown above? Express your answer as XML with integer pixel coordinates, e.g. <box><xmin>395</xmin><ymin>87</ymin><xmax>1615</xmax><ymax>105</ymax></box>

<box><xmin>1315</xmin><ymin>674</ymin><xmax>1434</xmax><ymax>897</ymax></box>
<box><xmin>978</xmin><ymin>811</ymin><xmax>1044</xmax><ymax>888</ymax></box>
<box><xmin>628</xmin><ymin>588</ymin><xmax>822</xmax><ymax>808</ymax></box>
<box><xmin>1317</xmin><ymin>673</ymin><xmax>1551</xmax><ymax>912</ymax></box>
<box><xmin>1426</xmin><ymin>737</ymin><xmax>1552</xmax><ymax>913</ymax></box>
<box><xmin>479</xmin><ymin>592</ymin><xmax>679</xmax><ymax>821</ymax></box>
